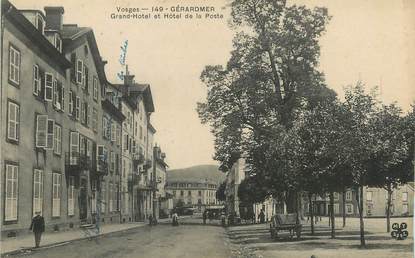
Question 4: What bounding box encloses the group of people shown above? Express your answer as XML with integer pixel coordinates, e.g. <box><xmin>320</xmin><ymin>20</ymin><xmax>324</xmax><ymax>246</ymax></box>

<box><xmin>202</xmin><ymin>210</ymin><xmax>217</xmax><ymax>224</ymax></box>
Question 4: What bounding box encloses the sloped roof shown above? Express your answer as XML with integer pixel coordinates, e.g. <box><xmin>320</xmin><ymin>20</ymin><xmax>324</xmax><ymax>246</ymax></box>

<box><xmin>61</xmin><ymin>24</ymin><xmax>108</xmax><ymax>85</ymax></box>
<box><xmin>61</xmin><ymin>25</ymin><xmax>91</xmax><ymax>40</ymax></box>
<box><xmin>2</xmin><ymin>0</ymin><xmax>71</xmax><ymax>71</ymax></box>
<box><xmin>112</xmin><ymin>82</ymin><xmax>155</xmax><ymax>113</ymax></box>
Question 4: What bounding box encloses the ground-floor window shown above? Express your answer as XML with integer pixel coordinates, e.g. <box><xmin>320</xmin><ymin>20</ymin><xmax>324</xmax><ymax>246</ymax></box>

<box><xmin>124</xmin><ymin>187</ymin><xmax>129</xmax><ymax>214</ymax></box>
<box><xmin>109</xmin><ymin>183</ymin><xmax>114</xmax><ymax>212</ymax></box>
<box><xmin>52</xmin><ymin>173</ymin><xmax>61</xmax><ymax>217</ymax></box>
<box><xmin>5</xmin><ymin>164</ymin><xmax>18</xmax><ymax>221</ymax></box>
<box><xmin>33</xmin><ymin>169</ymin><xmax>43</xmax><ymax>215</ymax></box>
<box><xmin>101</xmin><ymin>181</ymin><xmax>106</xmax><ymax>213</ymax></box>
<box><xmin>68</xmin><ymin>176</ymin><xmax>75</xmax><ymax>216</ymax></box>
<box><xmin>346</xmin><ymin>204</ymin><xmax>353</xmax><ymax>214</ymax></box>
<box><xmin>402</xmin><ymin>204</ymin><xmax>408</xmax><ymax>214</ymax></box>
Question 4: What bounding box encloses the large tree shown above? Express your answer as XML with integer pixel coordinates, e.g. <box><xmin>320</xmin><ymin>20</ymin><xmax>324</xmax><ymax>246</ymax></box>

<box><xmin>197</xmin><ymin>0</ymin><xmax>335</xmax><ymax>212</ymax></box>
<box><xmin>366</xmin><ymin>103</ymin><xmax>414</xmax><ymax>232</ymax></box>
<box><xmin>340</xmin><ymin>82</ymin><xmax>379</xmax><ymax>247</ymax></box>
<box><xmin>294</xmin><ymin>100</ymin><xmax>354</xmax><ymax>238</ymax></box>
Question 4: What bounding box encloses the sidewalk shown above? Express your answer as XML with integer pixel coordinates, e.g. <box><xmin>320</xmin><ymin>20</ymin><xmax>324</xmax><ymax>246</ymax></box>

<box><xmin>0</xmin><ymin>222</ymin><xmax>146</xmax><ymax>256</ymax></box>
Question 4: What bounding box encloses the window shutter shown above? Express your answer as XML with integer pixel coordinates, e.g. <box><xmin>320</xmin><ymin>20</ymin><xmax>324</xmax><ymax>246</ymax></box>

<box><xmin>70</xmin><ymin>53</ymin><xmax>76</xmax><ymax>82</ymax></box>
<box><xmin>111</xmin><ymin>124</ymin><xmax>116</xmax><ymax>142</ymax></box>
<box><xmin>84</xmin><ymin>66</ymin><xmax>89</xmax><ymax>92</ymax></box>
<box><xmin>80</xmin><ymin>102</ymin><xmax>84</xmax><ymax>123</ymax></box>
<box><xmin>61</xmin><ymin>83</ymin><xmax>65</xmax><ymax>111</ymax></box>
<box><xmin>7</xmin><ymin>102</ymin><xmax>17</xmax><ymax>140</ymax></box>
<box><xmin>76</xmin><ymin>59</ymin><xmax>83</xmax><ymax>84</ymax></box>
<box><xmin>103</xmin><ymin>147</ymin><xmax>108</xmax><ymax>161</ymax></box>
<box><xmin>36</xmin><ymin>115</ymin><xmax>48</xmax><ymax>148</ymax></box>
<box><xmin>87</xmin><ymin>105</ymin><xmax>91</xmax><ymax>127</ymax></box>
<box><xmin>97</xmin><ymin>145</ymin><xmax>104</xmax><ymax>161</ymax></box>
<box><xmin>16</xmin><ymin>105</ymin><xmax>20</xmax><ymax>140</ymax></box>
<box><xmin>33</xmin><ymin>65</ymin><xmax>40</xmax><ymax>95</ymax></box>
<box><xmin>68</xmin><ymin>91</ymin><xmax>73</xmax><ymax>115</ymax></box>
<box><xmin>82</xmin><ymin>65</ymin><xmax>86</xmax><ymax>89</ymax></box>
<box><xmin>44</xmin><ymin>73</ymin><xmax>53</xmax><ymax>101</ymax></box>
<box><xmin>46</xmin><ymin>119</ymin><xmax>54</xmax><ymax>149</ymax></box>
<box><xmin>39</xmin><ymin>69</ymin><xmax>45</xmax><ymax>99</ymax></box>
<box><xmin>53</xmin><ymin>79</ymin><xmax>58</xmax><ymax>107</ymax></box>
<box><xmin>70</xmin><ymin>131</ymin><xmax>79</xmax><ymax>164</ymax></box>
<box><xmin>75</xmin><ymin>96</ymin><xmax>80</xmax><ymax>120</ymax></box>
<box><xmin>79</xmin><ymin>135</ymin><xmax>85</xmax><ymax>155</ymax></box>
<box><xmin>86</xmin><ymin>139</ymin><xmax>91</xmax><ymax>157</ymax></box>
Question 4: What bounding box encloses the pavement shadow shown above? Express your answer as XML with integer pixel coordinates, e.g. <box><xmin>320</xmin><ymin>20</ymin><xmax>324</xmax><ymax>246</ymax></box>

<box><xmin>255</xmin><ymin>240</ymin><xmax>413</xmax><ymax>253</ymax></box>
<box><xmin>226</xmin><ymin>224</ymin><xmax>413</xmax><ymax>254</ymax></box>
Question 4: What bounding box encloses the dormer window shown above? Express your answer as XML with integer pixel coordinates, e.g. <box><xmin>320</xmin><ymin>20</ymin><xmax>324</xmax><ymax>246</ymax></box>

<box><xmin>35</xmin><ymin>13</ymin><xmax>45</xmax><ymax>35</ymax></box>
<box><xmin>54</xmin><ymin>34</ymin><xmax>62</xmax><ymax>53</ymax></box>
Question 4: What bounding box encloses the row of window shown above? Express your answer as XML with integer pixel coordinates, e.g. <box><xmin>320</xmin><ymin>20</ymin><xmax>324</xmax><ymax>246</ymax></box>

<box><xmin>68</xmin><ymin>91</ymin><xmax>98</xmax><ymax>131</ymax></box>
<box><xmin>9</xmin><ymin>45</ymin><xmax>100</xmax><ymax>130</ymax></box>
<box><xmin>70</xmin><ymin>52</ymin><xmax>99</xmax><ymax>101</ymax></box>
<box><xmin>333</xmin><ymin>191</ymin><xmax>353</xmax><ymax>201</ymax></box>
<box><xmin>102</xmin><ymin>116</ymin><xmax>121</xmax><ymax>146</ymax></box>
<box><xmin>169</xmin><ymin>183</ymin><xmax>218</xmax><ymax>189</ymax></box>
<box><xmin>70</xmin><ymin>132</ymin><xmax>120</xmax><ymax>173</ymax></box>
<box><xmin>4</xmin><ymin>165</ymin><xmax>63</xmax><ymax>221</ymax></box>
<box><xmin>173</xmin><ymin>190</ymin><xmax>215</xmax><ymax>198</ymax></box>
<box><xmin>9</xmin><ymin>46</ymin><xmax>99</xmax><ymax>104</ymax></box>
<box><xmin>4</xmin><ymin>163</ymin><xmax>122</xmax><ymax>222</ymax></box>
<box><xmin>366</xmin><ymin>191</ymin><xmax>408</xmax><ymax>202</ymax></box>
<box><xmin>6</xmin><ymin>100</ymin><xmax>121</xmax><ymax>156</ymax></box>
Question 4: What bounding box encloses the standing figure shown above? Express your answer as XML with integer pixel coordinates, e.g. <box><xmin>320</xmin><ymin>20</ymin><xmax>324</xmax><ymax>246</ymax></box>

<box><xmin>29</xmin><ymin>212</ymin><xmax>45</xmax><ymax>248</ymax></box>
<box><xmin>208</xmin><ymin>211</ymin><xmax>213</xmax><ymax>222</ymax></box>
<box><xmin>259</xmin><ymin>209</ymin><xmax>265</xmax><ymax>224</ymax></box>
<box><xmin>202</xmin><ymin>210</ymin><xmax>207</xmax><ymax>225</ymax></box>
<box><xmin>172</xmin><ymin>212</ymin><xmax>179</xmax><ymax>226</ymax></box>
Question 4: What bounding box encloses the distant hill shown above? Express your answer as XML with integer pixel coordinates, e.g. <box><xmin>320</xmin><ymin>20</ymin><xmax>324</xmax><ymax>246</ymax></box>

<box><xmin>167</xmin><ymin>165</ymin><xmax>226</xmax><ymax>184</ymax></box>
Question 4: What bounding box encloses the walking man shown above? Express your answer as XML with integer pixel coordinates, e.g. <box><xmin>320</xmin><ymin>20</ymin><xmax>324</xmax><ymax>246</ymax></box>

<box><xmin>202</xmin><ymin>210</ymin><xmax>207</xmax><ymax>224</ymax></box>
<box><xmin>29</xmin><ymin>211</ymin><xmax>45</xmax><ymax>248</ymax></box>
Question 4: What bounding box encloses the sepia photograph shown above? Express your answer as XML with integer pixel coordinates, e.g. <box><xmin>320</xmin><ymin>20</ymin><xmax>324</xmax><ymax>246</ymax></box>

<box><xmin>0</xmin><ymin>0</ymin><xmax>414</xmax><ymax>257</ymax></box>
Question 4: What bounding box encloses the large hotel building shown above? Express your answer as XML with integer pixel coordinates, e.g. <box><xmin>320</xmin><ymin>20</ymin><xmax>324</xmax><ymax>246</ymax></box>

<box><xmin>1</xmin><ymin>0</ymin><xmax>168</xmax><ymax>238</ymax></box>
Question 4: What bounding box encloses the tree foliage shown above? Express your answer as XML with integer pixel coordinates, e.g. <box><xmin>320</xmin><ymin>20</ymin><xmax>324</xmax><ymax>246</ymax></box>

<box><xmin>197</xmin><ymin>0</ymin><xmax>414</xmax><ymax>247</ymax></box>
<box><xmin>216</xmin><ymin>181</ymin><xmax>227</xmax><ymax>202</ymax></box>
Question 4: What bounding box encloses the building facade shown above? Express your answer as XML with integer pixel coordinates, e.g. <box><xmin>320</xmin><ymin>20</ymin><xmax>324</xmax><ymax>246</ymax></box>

<box><xmin>1</xmin><ymin>1</ymin><xmax>165</xmax><ymax>238</ymax></box>
<box><xmin>1</xmin><ymin>3</ymin><xmax>72</xmax><ymax>237</ymax></box>
<box><xmin>166</xmin><ymin>180</ymin><xmax>221</xmax><ymax>212</ymax></box>
<box><xmin>152</xmin><ymin>145</ymin><xmax>172</xmax><ymax>219</ymax></box>
<box><xmin>225</xmin><ymin>158</ymin><xmax>245</xmax><ymax>217</ymax></box>
<box><xmin>116</xmin><ymin>73</ymin><xmax>156</xmax><ymax>222</ymax></box>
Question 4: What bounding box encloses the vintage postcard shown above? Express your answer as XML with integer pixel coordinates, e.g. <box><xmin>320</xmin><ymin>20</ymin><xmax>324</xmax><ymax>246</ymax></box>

<box><xmin>0</xmin><ymin>0</ymin><xmax>414</xmax><ymax>257</ymax></box>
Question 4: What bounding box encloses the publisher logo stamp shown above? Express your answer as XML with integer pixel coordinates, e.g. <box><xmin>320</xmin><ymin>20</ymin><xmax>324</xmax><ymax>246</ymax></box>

<box><xmin>391</xmin><ymin>222</ymin><xmax>408</xmax><ymax>240</ymax></box>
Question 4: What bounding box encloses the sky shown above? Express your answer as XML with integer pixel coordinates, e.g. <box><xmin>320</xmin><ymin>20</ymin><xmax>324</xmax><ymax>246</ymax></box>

<box><xmin>13</xmin><ymin>0</ymin><xmax>415</xmax><ymax>169</ymax></box>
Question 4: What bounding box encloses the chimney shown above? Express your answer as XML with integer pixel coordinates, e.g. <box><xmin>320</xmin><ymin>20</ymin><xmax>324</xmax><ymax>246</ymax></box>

<box><xmin>124</xmin><ymin>65</ymin><xmax>135</xmax><ymax>86</ymax></box>
<box><xmin>44</xmin><ymin>7</ymin><xmax>64</xmax><ymax>31</ymax></box>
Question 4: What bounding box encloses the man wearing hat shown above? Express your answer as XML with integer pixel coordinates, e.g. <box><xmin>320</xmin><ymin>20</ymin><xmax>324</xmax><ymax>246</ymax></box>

<box><xmin>29</xmin><ymin>211</ymin><xmax>45</xmax><ymax>248</ymax></box>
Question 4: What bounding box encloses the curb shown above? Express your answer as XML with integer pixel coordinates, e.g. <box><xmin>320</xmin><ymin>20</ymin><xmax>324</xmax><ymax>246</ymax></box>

<box><xmin>1</xmin><ymin>223</ymin><xmax>146</xmax><ymax>257</ymax></box>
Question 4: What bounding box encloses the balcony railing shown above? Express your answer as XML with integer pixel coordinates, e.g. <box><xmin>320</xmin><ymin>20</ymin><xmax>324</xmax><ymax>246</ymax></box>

<box><xmin>143</xmin><ymin>159</ymin><xmax>152</xmax><ymax>169</ymax></box>
<box><xmin>65</xmin><ymin>152</ymin><xmax>91</xmax><ymax>171</ymax></box>
<box><xmin>92</xmin><ymin>157</ymin><xmax>109</xmax><ymax>176</ymax></box>
<box><xmin>132</xmin><ymin>153</ymin><xmax>145</xmax><ymax>167</ymax></box>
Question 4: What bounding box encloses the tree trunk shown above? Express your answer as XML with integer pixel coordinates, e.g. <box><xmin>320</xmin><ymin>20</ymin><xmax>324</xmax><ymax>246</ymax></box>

<box><xmin>356</xmin><ymin>185</ymin><xmax>366</xmax><ymax>247</ymax></box>
<box><xmin>295</xmin><ymin>192</ymin><xmax>300</xmax><ymax>223</ymax></box>
<box><xmin>308</xmin><ymin>193</ymin><xmax>314</xmax><ymax>235</ymax></box>
<box><xmin>342</xmin><ymin>188</ymin><xmax>346</xmax><ymax>227</ymax></box>
<box><xmin>286</xmin><ymin>190</ymin><xmax>296</xmax><ymax>213</ymax></box>
<box><xmin>386</xmin><ymin>187</ymin><xmax>392</xmax><ymax>233</ymax></box>
<box><xmin>329</xmin><ymin>192</ymin><xmax>335</xmax><ymax>238</ymax></box>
